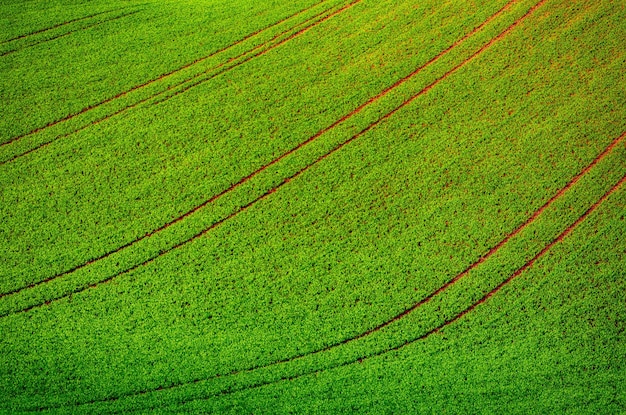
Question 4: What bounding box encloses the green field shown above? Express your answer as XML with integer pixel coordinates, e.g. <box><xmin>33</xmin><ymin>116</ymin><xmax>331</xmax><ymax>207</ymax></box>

<box><xmin>0</xmin><ymin>0</ymin><xmax>625</xmax><ymax>413</ymax></box>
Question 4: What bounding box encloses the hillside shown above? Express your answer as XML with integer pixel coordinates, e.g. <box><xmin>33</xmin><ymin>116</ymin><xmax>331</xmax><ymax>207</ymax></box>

<box><xmin>0</xmin><ymin>0</ymin><xmax>624</xmax><ymax>413</ymax></box>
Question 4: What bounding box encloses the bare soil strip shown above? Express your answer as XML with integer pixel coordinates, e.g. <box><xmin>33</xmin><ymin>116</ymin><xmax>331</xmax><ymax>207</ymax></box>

<box><xmin>0</xmin><ymin>0</ymin><xmax>518</xmax><ymax>299</ymax></box>
<box><xmin>0</xmin><ymin>0</ymin><xmax>330</xmax><ymax>148</ymax></box>
<box><xmin>148</xmin><ymin>0</ymin><xmax>364</xmax><ymax>107</ymax></box>
<box><xmin>0</xmin><ymin>0</ymin><xmax>548</xmax><ymax>319</ymax></box>
<box><xmin>0</xmin><ymin>10</ymin><xmax>142</xmax><ymax>57</ymax></box>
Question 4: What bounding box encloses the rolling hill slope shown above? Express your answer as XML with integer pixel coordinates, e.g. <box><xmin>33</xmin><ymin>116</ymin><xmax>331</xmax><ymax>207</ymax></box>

<box><xmin>0</xmin><ymin>0</ymin><xmax>624</xmax><ymax>413</ymax></box>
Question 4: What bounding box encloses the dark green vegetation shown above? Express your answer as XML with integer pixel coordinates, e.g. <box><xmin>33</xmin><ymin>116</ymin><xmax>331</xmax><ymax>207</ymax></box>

<box><xmin>0</xmin><ymin>0</ymin><xmax>624</xmax><ymax>413</ymax></box>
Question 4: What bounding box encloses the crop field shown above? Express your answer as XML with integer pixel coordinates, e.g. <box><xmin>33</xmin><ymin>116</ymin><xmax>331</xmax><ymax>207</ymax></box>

<box><xmin>0</xmin><ymin>0</ymin><xmax>625</xmax><ymax>413</ymax></box>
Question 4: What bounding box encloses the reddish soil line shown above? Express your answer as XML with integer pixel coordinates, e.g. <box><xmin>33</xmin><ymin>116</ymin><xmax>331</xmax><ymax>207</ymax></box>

<box><xmin>312</xmin><ymin>0</ymin><xmax>518</xmax><ymax>131</ymax></box>
<box><xmin>0</xmin><ymin>3</ymin><xmax>352</xmax><ymax>300</ymax></box>
<box><xmin>0</xmin><ymin>0</ymin><xmax>329</xmax><ymax>148</ymax></box>
<box><xmin>0</xmin><ymin>2</ymin><xmax>343</xmax><ymax>295</ymax></box>
<box><xmin>0</xmin><ymin>10</ymin><xmax>142</xmax><ymax>58</ymax></box>
<box><xmin>138</xmin><ymin>172</ymin><xmax>626</xmax><ymax>414</ymax></box>
<box><xmin>0</xmin><ymin>7</ymin><xmax>127</xmax><ymax>45</ymax></box>
<box><xmin>0</xmin><ymin>0</ymin><xmax>513</xmax><ymax>298</ymax></box>
<box><xmin>0</xmin><ymin>1</ymin><xmax>341</xmax><ymax>165</ymax></box>
<box><xmin>420</xmin><ymin>172</ymin><xmax>626</xmax><ymax>339</ymax></box>
<box><xmin>149</xmin><ymin>0</ymin><xmax>363</xmax><ymax>107</ymax></box>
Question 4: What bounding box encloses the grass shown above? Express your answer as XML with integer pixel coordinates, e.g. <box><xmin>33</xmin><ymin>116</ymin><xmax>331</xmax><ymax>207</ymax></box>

<box><xmin>0</xmin><ymin>0</ymin><xmax>624</xmax><ymax>413</ymax></box>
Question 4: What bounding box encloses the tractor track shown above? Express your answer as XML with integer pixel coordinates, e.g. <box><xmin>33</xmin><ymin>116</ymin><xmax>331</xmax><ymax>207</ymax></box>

<box><xmin>121</xmin><ymin>172</ymin><xmax>626</xmax><ymax>415</ymax></box>
<box><xmin>0</xmin><ymin>2</ymin><xmax>340</xmax><ymax>165</ymax></box>
<box><xmin>0</xmin><ymin>0</ymin><xmax>332</xmax><ymax>150</ymax></box>
<box><xmin>0</xmin><ymin>0</ymin><xmax>355</xmax><ymax>165</ymax></box>
<box><xmin>149</xmin><ymin>0</ymin><xmax>365</xmax><ymax>107</ymax></box>
<box><xmin>0</xmin><ymin>0</ymin><xmax>359</xmax><ymax>298</ymax></box>
<box><xmin>70</xmin><ymin>125</ymin><xmax>624</xmax><ymax>412</ymax></box>
<box><xmin>0</xmin><ymin>0</ymin><xmax>518</xmax><ymax>299</ymax></box>
<box><xmin>210</xmin><ymin>173</ymin><xmax>626</xmax><ymax>403</ymax></box>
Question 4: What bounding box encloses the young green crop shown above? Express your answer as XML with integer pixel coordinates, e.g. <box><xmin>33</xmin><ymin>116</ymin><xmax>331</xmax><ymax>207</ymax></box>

<box><xmin>185</xmin><ymin>186</ymin><xmax>626</xmax><ymax>415</ymax></box>
<box><xmin>0</xmin><ymin>0</ymin><xmax>513</xmax><ymax>296</ymax></box>
<box><xmin>0</xmin><ymin>0</ymin><xmax>624</xmax><ymax>413</ymax></box>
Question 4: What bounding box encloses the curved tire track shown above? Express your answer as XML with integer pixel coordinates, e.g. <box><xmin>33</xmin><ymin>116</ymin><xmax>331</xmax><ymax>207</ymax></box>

<box><xmin>0</xmin><ymin>0</ymin><xmax>547</xmax><ymax>315</ymax></box>
<box><xmin>0</xmin><ymin>0</ymin><xmax>518</xmax><ymax>298</ymax></box>
<box><xmin>0</xmin><ymin>0</ymin><xmax>331</xmax><ymax>150</ymax></box>
<box><xmin>15</xmin><ymin>0</ymin><xmax>625</xmax><ymax>412</ymax></box>
<box><xmin>0</xmin><ymin>0</ymin><xmax>346</xmax><ymax>166</ymax></box>
<box><xmin>0</xmin><ymin>0</ymin><xmax>350</xmax><ymax>296</ymax></box>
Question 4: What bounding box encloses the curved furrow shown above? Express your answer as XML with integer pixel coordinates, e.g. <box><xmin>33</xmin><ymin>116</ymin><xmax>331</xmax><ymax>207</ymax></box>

<box><xmin>125</xmin><ymin>172</ymin><xmax>626</xmax><ymax>415</ymax></box>
<box><xmin>0</xmin><ymin>0</ymin><xmax>331</xmax><ymax>150</ymax></box>
<box><xmin>0</xmin><ymin>0</ymin><xmax>517</xmax><ymax>299</ymax></box>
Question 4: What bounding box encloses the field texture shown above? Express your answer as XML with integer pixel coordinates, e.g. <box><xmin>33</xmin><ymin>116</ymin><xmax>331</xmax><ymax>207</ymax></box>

<box><xmin>1</xmin><ymin>0</ymin><xmax>625</xmax><ymax>413</ymax></box>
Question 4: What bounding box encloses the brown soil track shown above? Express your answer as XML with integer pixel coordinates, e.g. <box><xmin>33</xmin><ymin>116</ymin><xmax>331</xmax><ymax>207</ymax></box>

<box><xmin>0</xmin><ymin>10</ymin><xmax>142</xmax><ymax>58</ymax></box>
<box><xmin>0</xmin><ymin>0</ymin><xmax>517</xmax><ymax>299</ymax></box>
<box><xmin>0</xmin><ymin>7</ymin><xmax>128</xmax><ymax>45</ymax></box>
<box><xmin>0</xmin><ymin>0</ymin><xmax>349</xmax><ymax>165</ymax></box>
<box><xmin>148</xmin><ymin>0</ymin><xmax>364</xmax><ymax>107</ymax></box>
<box><xmin>0</xmin><ymin>0</ymin><xmax>330</xmax><ymax>149</ymax></box>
